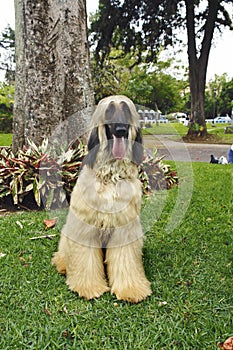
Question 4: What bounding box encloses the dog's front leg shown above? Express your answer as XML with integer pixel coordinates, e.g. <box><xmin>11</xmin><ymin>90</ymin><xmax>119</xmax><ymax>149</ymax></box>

<box><xmin>65</xmin><ymin>238</ymin><xmax>110</xmax><ymax>300</ymax></box>
<box><xmin>52</xmin><ymin>206</ymin><xmax>110</xmax><ymax>300</ymax></box>
<box><xmin>106</xmin><ymin>235</ymin><xmax>152</xmax><ymax>303</ymax></box>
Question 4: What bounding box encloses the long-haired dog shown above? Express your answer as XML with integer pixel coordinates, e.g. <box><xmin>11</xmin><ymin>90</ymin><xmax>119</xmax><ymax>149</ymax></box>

<box><xmin>52</xmin><ymin>95</ymin><xmax>152</xmax><ymax>303</ymax></box>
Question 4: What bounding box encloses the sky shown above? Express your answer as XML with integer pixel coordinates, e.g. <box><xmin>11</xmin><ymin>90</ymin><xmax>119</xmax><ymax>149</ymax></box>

<box><xmin>0</xmin><ymin>0</ymin><xmax>233</xmax><ymax>82</ymax></box>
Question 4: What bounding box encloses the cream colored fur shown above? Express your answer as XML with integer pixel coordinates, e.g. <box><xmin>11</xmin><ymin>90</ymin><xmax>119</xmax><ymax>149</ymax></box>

<box><xmin>52</xmin><ymin>95</ymin><xmax>152</xmax><ymax>303</ymax></box>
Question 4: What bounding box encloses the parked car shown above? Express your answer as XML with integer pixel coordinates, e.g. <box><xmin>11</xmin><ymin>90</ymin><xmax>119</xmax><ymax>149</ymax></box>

<box><xmin>159</xmin><ymin>116</ymin><xmax>169</xmax><ymax>123</ymax></box>
<box><xmin>214</xmin><ymin>115</ymin><xmax>232</xmax><ymax>123</ymax></box>
<box><xmin>173</xmin><ymin>112</ymin><xmax>188</xmax><ymax>124</ymax></box>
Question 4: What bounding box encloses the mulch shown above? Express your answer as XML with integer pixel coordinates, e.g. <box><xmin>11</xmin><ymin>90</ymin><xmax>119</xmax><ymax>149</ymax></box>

<box><xmin>0</xmin><ymin>194</ymin><xmax>42</xmax><ymax>216</ymax></box>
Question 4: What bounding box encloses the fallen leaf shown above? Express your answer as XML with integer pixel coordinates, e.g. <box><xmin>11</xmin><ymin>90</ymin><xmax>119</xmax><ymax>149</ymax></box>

<box><xmin>218</xmin><ymin>336</ymin><xmax>233</xmax><ymax>350</ymax></box>
<box><xmin>44</xmin><ymin>307</ymin><xmax>52</xmax><ymax>316</ymax></box>
<box><xmin>43</xmin><ymin>218</ymin><xmax>57</xmax><ymax>229</ymax></box>
<box><xmin>62</xmin><ymin>330</ymin><xmax>68</xmax><ymax>338</ymax></box>
<box><xmin>0</xmin><ymin>252</ymin><xmax>6</xmax><ymax>258</ymax></box>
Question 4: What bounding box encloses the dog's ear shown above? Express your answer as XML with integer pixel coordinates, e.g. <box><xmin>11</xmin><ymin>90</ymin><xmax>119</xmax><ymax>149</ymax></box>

<box><xmin>132</xmin><ymin>128</ymin><xmax>143</xmax><ymax>165</ymax></box>
<box><xmin>82</xmin><ymin>127</ymin><xmax>100</xmax><ymax>168</ymax></box>
<box><xmin>88</xmin><ymin>127</ymin><xmax>99</xmax><ymax>151</ymax></box>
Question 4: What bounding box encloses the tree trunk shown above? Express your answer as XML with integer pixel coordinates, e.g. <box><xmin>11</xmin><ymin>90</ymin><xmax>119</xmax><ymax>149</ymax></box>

<box><xmin>13</xmin><ymin>0</ymin><xmax>94</xmax><ymax>152</ymax></box>
<box><xmin>185</xmin><ymin>0</ymin><xmax>219</xmax><ymax>138</ymax></box>
<box><xmin>187</xmin><ymin>58</ymin><xmax>207</xmax><ymax>137</ymax></box>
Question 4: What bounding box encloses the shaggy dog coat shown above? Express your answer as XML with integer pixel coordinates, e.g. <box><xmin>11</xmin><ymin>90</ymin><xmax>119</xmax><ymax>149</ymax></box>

<box><xmin>52</xmin><ymin>95</ymin><xmax>152</xmax><ymax>303</ymax></box>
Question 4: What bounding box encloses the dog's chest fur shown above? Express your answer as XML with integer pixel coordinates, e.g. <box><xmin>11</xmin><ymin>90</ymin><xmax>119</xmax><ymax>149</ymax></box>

<box><xmin>70</xmin><ymin>160</ymin><xmax>142</xmax><ymax>233</ymax></box>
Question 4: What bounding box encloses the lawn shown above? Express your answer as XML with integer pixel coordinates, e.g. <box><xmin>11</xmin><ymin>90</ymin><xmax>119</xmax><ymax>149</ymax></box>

<box><xmin>142</xmin><ymin>122</ymin><xmax>233</xmax><ymax>144</ymax></box>
<box><xmin>142</xmin><ymin>122</ymin><xmax>188</xmax><ymax>136</ymax></box>
<box><xmin>0</xmin><ymin>133</ymin><xmax>12</xmax><ymax>146</ymax></box>
<box><xmin>0</xmin><ymin>162</ymin><xmax>232</xmax><ymax>349</ymax></box>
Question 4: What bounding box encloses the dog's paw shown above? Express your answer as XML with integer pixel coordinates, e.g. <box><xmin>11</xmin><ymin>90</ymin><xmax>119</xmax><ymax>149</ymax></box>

<box><xmin>51</xmin><ymin>252</ymin><xmax>66</xmax><ymax>275</ymax></box>
<box><xmin>112</xmin><ymin>284</ymin><xmax>152</xmax><ymax>303</ymax></box>
<box><xmin>79</xmin><ymin>286</ymin><xmax>110</xmax><ymax>300</ymax></box>
<box><xmin>67</xmin><ymin>280</ymin><xmax>110</xmax><ymax>300</ymax></box>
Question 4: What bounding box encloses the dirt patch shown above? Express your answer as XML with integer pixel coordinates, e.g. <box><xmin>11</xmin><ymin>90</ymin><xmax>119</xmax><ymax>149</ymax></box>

<box><xmin>182</xmin><ymin>134</ymin><xmax>222</xmax><ymax>144</ymax></box>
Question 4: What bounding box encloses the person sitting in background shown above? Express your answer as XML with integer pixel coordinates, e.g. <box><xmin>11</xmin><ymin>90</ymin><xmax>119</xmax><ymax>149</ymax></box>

<box><xmin>228</xmin><ymin>144</ymin><xmax>233</xmax><ymax>164</ymax></box>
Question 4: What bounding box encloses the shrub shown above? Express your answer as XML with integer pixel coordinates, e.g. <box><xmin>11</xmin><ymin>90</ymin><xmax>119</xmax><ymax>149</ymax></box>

<box><xmin>0</xmin><ymin>139</ymin><xmax>86</xmax><ymax>209</ymax></box>
<box><xmin>139</xmin><ymin>151</ymin><xmax>178</xmax><ymax>194</ymax></box>
<box><xmin>0</xmin><ymin>115</ymin><xmax>13</xmax><ymax>133</ymax></box>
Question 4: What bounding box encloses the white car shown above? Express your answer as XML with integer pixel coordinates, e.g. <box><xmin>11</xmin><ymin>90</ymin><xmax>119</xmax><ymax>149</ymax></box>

<box><xmin>214</xmin><ymin>116</ymin><xmax>232</xmax><ymax>123</ymax></box>
<box><xmin>174</xmin><ymin>112</ymin><xmax>188</xmax><ymax>124</ymax></box>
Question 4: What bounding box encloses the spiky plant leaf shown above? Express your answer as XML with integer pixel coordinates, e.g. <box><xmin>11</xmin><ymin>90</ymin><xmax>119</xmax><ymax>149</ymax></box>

<box><xmin>33</xmin><ymin>178</ymin><xmax>41</xmax><ymax>207</ymax></box>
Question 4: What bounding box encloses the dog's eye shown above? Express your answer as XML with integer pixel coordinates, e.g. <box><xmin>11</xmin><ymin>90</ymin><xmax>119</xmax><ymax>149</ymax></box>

<box><xmin>120</xmin><ymin>101</ymin><xmax>131</xmax><ymax>122</ymax></box>
<box><xmin>105</xmin><ymin>102</ymin><xmax>116</xmax><ymax>121</ymax></box>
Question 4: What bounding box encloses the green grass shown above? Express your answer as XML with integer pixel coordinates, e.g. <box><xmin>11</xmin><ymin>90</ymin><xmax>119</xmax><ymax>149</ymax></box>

<box><xmin>142</xmin><ymin>122</ymin><xmax>188</xmax><ymax>136</ymax></box>
<box><xmin>0</xmin><ymin>162</ymin><xmax>232</xmax><ymax>349</ymax></box>
<box><xmin>0</xmin><ymin>133</ymin><xmax>12</xmax><ymax>146</ymax></box>
<box><xmin>207</xmin><ymin>125</ymin><xmax>233</xmax><ymax>144</ymax></box>
<box><xmin>142</xmin><ymin>122</ymin><xmax>233</xmax><ymax>143</ymax></box>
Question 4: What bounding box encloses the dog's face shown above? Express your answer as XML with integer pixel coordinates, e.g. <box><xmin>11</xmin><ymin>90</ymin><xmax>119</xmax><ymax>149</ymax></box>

<box><xmin>84</xmin><ymin>96</ymin><xmax>143</xmax><ymax>168</ymax></box>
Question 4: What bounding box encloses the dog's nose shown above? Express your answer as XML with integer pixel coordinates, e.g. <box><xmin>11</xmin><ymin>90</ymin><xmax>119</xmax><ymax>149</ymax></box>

<box><xmin>114</xmin><ymin>123</ymin><xmax>128</xmax><ymax>138</ymax></box>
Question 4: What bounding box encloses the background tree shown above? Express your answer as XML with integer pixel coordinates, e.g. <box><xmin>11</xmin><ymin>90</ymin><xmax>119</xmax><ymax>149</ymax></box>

<box><xmin>205</xmin><ymin>74</ymin><xmax>226</xmax><ymax>118</ymax></box>
<box><xmin>13</xmin><ymin>0</ymin><xmax>94</xmax><ymax>152</ymax></box>
<box><xmin>204</xmin><ymin>74</ymin><xmax>233</xmax><ymax>118</ymax></box>
<box><xmin>90</xmin><ymin>0</ymin><xmax>233</xmax><ymax>137</ymax></box>
<box><xmin>218</xmin><ymin>78</ymin><xmax>233</xmax><ymax>116</ymax></box>
<box><xmin>91</xmin><ymin>47</ymin><xmax>188</xmax><ymax>112</ymax></box>
<box><xmin>0</xmin><ymin>26</ymin><xmax>15</xmax><ymax>85</ymax></box>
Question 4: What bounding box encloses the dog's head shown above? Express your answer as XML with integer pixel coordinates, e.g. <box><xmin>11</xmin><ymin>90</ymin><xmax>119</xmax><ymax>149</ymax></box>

<box><xmin>84</xmin><ymin>95</ymin><xmax>143</xmax><ymax>168</ymax></box>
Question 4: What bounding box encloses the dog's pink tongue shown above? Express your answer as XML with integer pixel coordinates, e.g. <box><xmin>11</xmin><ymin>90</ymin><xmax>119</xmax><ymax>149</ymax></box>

<box><xmin>112</xmin><ymin>135</ymin><xmax>126</xmax><ymax>159</ymax></box>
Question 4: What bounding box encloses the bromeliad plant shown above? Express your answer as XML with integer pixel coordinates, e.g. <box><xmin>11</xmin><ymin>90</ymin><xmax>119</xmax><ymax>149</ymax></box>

<box><xmin>0</xmin><ymin>140</ymin><xmax>178</xmax><ymax>209</ymax></box>
<box><xmin>0</xmin><ymin>139</ymin><xmax>87</xmax><ymax>209</ymax></box>
<box><xmin>139</xmin><ymin>150</ymin><xmax>178</xmax><ymax>195</ymax></box>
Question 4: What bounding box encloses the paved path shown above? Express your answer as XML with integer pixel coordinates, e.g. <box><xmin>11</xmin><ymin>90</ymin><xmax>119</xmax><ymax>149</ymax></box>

<box><xmin>143</xmin><ymin>135</ymin><xmax>230</xmax><ymax>162</ymax></box>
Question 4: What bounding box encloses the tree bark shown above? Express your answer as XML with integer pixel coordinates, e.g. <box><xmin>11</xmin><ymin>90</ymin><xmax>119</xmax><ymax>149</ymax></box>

<box><xmin>13</xmin><ymin>0</ymin><xmax>94</xmax><ymax>152</ymax></box>
<box><xmin>185</xmin><ymin>0</ymin><xmax>219</xmax><ymax>137</ymax></box>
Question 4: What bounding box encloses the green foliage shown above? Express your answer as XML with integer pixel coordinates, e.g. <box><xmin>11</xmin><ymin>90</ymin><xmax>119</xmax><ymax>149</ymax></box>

<box><xmin>0</xmin><ymin>83</ymin><xmax>14</xmax><ymax>107</ymax></box>
<box><xmin>90</xmin><ymin>0</ymin><xmax>233</xmax><ymax>67</ymax></box>
<box><xmin>0</xmin><ymin>116</ymin><xmax>13</xmax><ymax>133</ymax></box>
<box><xmin>0</xmin><ymin>163</ymin><xmax>232</xmax><ymax>349</ymax></box>
<box><xmin>205</xmin><ymin>74</ymin><xmax>233</xmax><ymax>118</ymax></box>
<box><xmin>91</xmin><ymin>48</ymin><xmax>188</xmax><ymax>112</ymax></box>
<box><xmin>0</xmin><ymin>83</ymin><xmax>14</xmax><ymax>132</ymax></box>
<box><xmin>219</xmin><ymin>78</ymin><xmax>233</xmax><ymax>115</ymax></box>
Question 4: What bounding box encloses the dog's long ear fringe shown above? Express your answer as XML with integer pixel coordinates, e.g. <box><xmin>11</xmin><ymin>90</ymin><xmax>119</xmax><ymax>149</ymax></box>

<box><xmin>132</xmin><ymin>128</ymin><xmax>143</xmax><ymax>165</ymax></box>
<box><xmin>82</xmin><ymin>127</ymin><xmax>99</xmax><ymax>168</ymax></box>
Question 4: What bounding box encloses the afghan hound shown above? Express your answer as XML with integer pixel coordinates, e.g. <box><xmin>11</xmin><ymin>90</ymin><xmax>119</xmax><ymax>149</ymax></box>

<box><xmin>52</xmin><ymin>95</ymin><xmax>152</xmax><ymax>303</ymax></box>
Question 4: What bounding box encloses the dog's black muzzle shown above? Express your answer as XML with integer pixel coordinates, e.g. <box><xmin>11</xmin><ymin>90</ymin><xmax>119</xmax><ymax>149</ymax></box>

<box><xmin>106</xmin><ymin>123</ymin><xmax>129</xmax><ymax>139</ymax></box>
